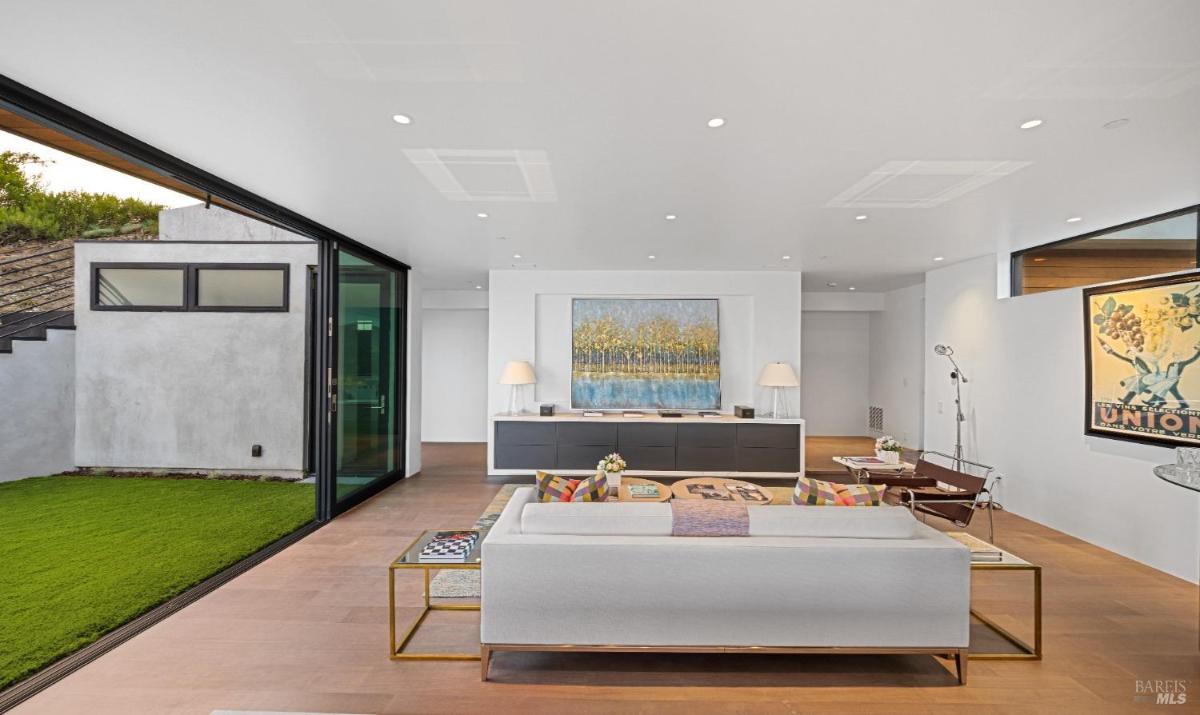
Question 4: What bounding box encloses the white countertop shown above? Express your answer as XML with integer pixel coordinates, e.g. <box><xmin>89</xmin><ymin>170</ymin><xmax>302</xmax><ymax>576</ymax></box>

<box><xmin>491</xmin><ymin>412</ymin><xmax>804</xmax><ymax>425</ymax></box>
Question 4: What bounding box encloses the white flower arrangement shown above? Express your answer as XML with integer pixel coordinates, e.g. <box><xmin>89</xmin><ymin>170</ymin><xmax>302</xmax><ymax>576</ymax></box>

<box><xmin>597</xmin><ymin>452</ymin><xmax>627</xmax><ymax>473</ymax></box>
<box><xmin>875</xmin><ymin>436</ymin><xmax>902</xmax><ymax>453</ymax></box>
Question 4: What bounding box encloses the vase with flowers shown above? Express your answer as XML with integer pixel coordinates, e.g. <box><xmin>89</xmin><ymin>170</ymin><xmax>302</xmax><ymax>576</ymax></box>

<box><xmin>875</xmin><ymin>436</ymin><xmax>902</xmax><ymax>464</ymax></box>
<box><xmin>597</xmin><ymin>452</ymin><xmax>627</xmax><ymax>489</ymax></box>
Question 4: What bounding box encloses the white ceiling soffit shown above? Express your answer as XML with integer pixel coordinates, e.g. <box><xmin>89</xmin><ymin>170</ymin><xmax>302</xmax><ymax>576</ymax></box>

<box><xmin>294</xmin><ymin>41</ymin><xmax>523</xmax><ymax>83</ymax></box>
<box><xmin>403</xmin><ymin>149</ymin><xmax>557</xmax><ymax>202</ymax></box>
<box><xmin>826</xmin><ymin>160</ymin><xmax>1034</xmax><ymax>209</ymax></box>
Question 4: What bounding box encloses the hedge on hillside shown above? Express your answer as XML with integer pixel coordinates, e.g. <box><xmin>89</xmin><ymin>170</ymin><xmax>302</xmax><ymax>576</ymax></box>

<box><xmin>0</xmin><ymin>151</ymin><xmax>162</xmax><ymax>245</ymax></box>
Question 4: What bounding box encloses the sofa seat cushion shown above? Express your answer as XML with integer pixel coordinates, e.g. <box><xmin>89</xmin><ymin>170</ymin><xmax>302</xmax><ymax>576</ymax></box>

<box><xmin>520</xmin><ymin>502</ymin><xmax>917</xmax><ymax>538</ymax></box>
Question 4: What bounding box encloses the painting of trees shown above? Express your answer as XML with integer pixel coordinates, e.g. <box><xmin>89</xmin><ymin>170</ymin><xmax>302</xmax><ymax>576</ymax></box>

<box><xmin>571</xmin><ymin>299</ymin><xmax>719</xmax><ymax>377</ymax></box>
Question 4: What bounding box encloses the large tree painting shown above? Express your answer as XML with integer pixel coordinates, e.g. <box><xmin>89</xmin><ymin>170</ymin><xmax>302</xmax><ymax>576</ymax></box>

<box><xmin>571</xmin><ymin>298</ymin><xmax>720</xmax><ymax>409</ymax></box>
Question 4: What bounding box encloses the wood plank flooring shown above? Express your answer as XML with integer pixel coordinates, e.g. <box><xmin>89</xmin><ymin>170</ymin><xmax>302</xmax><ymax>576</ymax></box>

<box><xmin>11</xmin><ymin>443</ymin><xmax>1198</xmax><ymax>715</ymax></box>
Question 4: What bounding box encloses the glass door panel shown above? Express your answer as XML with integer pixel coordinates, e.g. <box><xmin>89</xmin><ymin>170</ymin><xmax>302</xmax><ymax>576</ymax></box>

<box><xmin>335</xmin><ymin>250</ymin><xmax>400</xmax><ymax>502</ymax></box>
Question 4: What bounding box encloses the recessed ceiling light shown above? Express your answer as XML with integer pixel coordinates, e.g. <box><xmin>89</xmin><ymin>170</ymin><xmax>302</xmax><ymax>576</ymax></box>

<box><xmin>1019</xmin><ymin>119</ymin><xmax>1043</xmax><ymax>130</ymax></box>
<box><xmin>933</xmin><ymin>256</ymin><xmax>945</xmax><ymax>262</ymax></box>
<box><xmin>513</xmin><ymin>253</ymin><xmax>522</xmax><ymax>259</ymax></box>
<box><xmin>476</xmin><ymin>212</ymin><xmax>488</xmax><ymax>219</ymax></box>
<box><xmin>391</xmin><ymin>114</ymin><xmax>413</xmax><ymax>125</ymax></box>
<box><xmin>665</xmin><ymin>214</ymin><xmax>677</xmax><ymax>221</ymax></box>
<box><xmin>648</xmin><ymin>254</ymin><xmax>656</xmax><ymax>260</ymax></box>
<box><xmin>707</xmin><ymin>117</ymin><xmax>725</xmax><ymax>128</ymax></box>
<box><xmin>855</xmin><ymin>214</ymin><xmax>868</xmax><ymax>221</ymax></box>
<box><xmin>475</xmin><ymin>285</ymin><xmax>483</xmax><ymax>290</ymax></box>
<box><xmin>848</xmin><ymin>286</ymin><xmax>857</xmax><ymax>291</ymax></box>
<box><xmin>1103</xmin><ymin>118</ymin><xmax>1130</xmax><ymax>130</ymax></box>
<box><xmin>826</xmin><ymin>282</ymin><xmax>838</xmax><ymax>287</ymax></box>
<box><xmin>782</xmin><ymin>255</ymin><xmax>791</xmax><ymax>261</ymax></box>
<box><xmin>1066</xmin><ymin>216</ymin><xmax>1082</xmax><ymax>223</ymax></box>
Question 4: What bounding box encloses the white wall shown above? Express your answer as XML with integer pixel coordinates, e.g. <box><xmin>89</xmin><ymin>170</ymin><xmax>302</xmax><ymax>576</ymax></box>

<box><xmin>869</xmin><ymin>283</ymin><xmax>925</xmax><ymax>447</ymax></box>
<box><xmin>0</xmin><ymin>330</ymin><xmax>75</xmax><ymax>481</ymax></box>
<box><xmin>925</xmin><ymin>255</ymin><xmax>1199</xmax><ymax>582</ymax></box>
<box><xmin>73</xmin><ymin>241</ymin><xmax>317</xmax><ymax>476</ymax></box>
<box><xmin>488</xmin><ymin>270</ymin><xmax>803</xmax><ymax>459</ymax></box>
<box><xmin>160</xmin><ymin>204</ymin><xmax>307</xmax><ymax>242</ymax></box>
<box><xmin>421</xmin><ymin>290</ymin><xmax>488</xmax><ymax>442</ymax></box>
<box><xmin>800</xmin><ymin>312</ymin><xmax>869</xmax><ymax>435</ymax></box>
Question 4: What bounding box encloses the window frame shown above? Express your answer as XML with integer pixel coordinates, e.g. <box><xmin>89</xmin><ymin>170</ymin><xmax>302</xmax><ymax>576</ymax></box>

<box><xmin>1010</xmin><ymin>204</ymin><xmax>1200</xmax><ymax>297</ymax></box>
<box><xmin>91</xmin><ymin>262</ymin><xmax>190</xmax><ymax>312</ymax></box>
<box><xmin>90</xmin><ymin>261</ymin><xmax>290</xmax><ymax>312</ymax></box>
<box><xmin>189</xmin><ymin>262</ymin><xmax>290</xmax><ymax>312</ymax></box>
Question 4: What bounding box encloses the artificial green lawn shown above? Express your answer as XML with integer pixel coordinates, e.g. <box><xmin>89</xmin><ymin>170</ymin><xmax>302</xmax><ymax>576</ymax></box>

<box><xmin>0</xmin><ymin>476</ymin><xmax>314</xmax><ymax>689</ymax></box>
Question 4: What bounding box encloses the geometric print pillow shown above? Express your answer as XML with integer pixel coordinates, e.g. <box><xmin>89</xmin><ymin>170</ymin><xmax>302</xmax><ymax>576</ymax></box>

<box><xmin>536</xmin><ymin>471</ymin><xmax>581</xmax><ymax>502</ymax></box>
<box><xmin>792</xmin><ymin>477</ymin><xmax>843</xmax><ymax>506</ymax></box>
<box><xmin>834</xmin><ymin>483</ymin><xmax>887</xmax><ymax>507</ymax></box>
<box><xmin>569</xmin><ymin>471</ymin><xmax>610</xmax><ymax>502</ymax></box>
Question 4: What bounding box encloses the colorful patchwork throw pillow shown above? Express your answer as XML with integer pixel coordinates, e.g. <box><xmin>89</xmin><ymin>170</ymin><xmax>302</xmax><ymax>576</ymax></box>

<box><xmin>792</xmin><ymin>477</ymin><xmax>842</xmax><ymax>506</ymax></box>
<box><xmin>569</xmin><ymin>471</ymin><xmax>610</xmax><ymax>502</ymax></box>
<box><xmin>834</xmin><ymin>483</ymin><xmax>887</xmax><ymax>507</ymax></box>
<box><xmin>536</xmin><ymin>471</ymin><xmax>581</xmax><ymax>502</ymax></box>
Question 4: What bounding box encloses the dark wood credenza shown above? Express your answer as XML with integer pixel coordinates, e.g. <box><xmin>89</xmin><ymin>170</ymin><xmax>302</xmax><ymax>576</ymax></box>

<box><xmin>488</xmin><ymin>414</ymin><xmax>806</xmax><ymax>478</ymax></box>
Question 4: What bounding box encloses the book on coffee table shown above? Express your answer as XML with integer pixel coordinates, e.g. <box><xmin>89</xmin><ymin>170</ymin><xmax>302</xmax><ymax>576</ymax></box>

<box><xmin>945</xmin><ymin>532</ymin><xmax>1003</xmax><ymax>562</ymax></box>
<box><xmin>628</xmin><ymin>484</ymin><xmax>660</xmax><ymax>498</ymax></box>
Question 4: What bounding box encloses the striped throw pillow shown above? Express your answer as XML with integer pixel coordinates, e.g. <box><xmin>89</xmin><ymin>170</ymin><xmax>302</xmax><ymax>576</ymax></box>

<box><xmin>834</xmin><ymin>483</ymin><xmax>887</xmax><ymax>507</ymax></box>
<box><xmin>792</xmin><ymin>477</ymin><xmax>841</xmax><ymax>506</ymax></box>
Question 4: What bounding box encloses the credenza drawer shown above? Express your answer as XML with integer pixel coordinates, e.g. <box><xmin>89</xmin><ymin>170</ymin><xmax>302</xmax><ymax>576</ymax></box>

<box><xmin>737</xmin><ymin>424</ymin><xmax>799</xmax><ymax>448</ymax></box>
<box><xmin>676</xmin><ymin>446</ymin><xmax>737</xmax><ymax>471</ymax></box>
<box><xmin>495</xmin><ymin>421</ymin><xmax>557</xmax><ymax>446</ymax></box>
<box><xmin>495</xmin><ymin>444</ymin><xmax>557</xmax><ymax>470</ymax></box>
<box><xmin>618</xmin><ymin>423</ymin><xmax>678</xmax><ymax>448</ymax></box>
<box><xmin>677</xmin><ymin>424</ymin><xmax>736</xmax><ymax>447</ymax></box>
<box><xmin>557</xmin><ymin>444</ymin><xmax>616</xmax><ymax>469</ymax></box>
<box><xmin>620</xmin><ymin>446</ymin><xmax>676</xmax><ymax>471</ymax></box>
<box><xmin>736</xmin><ymin>447</ymin><xmax>800</xmax><ymax>472</ymax></box>
<box><xmin>558</xmin><ymin>422</ymin><xmax>619</xmax><ymax>446</ymax></box>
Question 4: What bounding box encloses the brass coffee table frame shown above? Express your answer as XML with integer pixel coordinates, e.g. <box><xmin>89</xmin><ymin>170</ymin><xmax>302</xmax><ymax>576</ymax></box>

<box><xmin>389</xmin><ymin>529</ymin><xmax>482</xmax><ymax>661</ymax></box>
<box><xmin>968</xmin><ymin>553</ymin><xmax>1042</xmax><ymax>660</ymax></box>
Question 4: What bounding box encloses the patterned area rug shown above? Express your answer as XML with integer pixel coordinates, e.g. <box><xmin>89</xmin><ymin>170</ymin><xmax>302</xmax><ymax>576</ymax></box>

<box><xmin>428</xmin><ymin>484</ymin><xmax>519</xmax><ymax>598</ymax></box>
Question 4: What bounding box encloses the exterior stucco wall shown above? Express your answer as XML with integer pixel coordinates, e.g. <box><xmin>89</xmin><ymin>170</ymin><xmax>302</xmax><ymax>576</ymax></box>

<box><xmin>73</xmin><ymin>240</ymin><xmax>317</xmax><ymax>476</ymax></box>
<box><xmin>0</xmin><ymin>329</ymin><xmax>75</xmax><ymax>481</ymax></box>
<box><xmin>159</xmin><ymin>204</ymin><xmax>307</xmax><ymax>242</ymax></box>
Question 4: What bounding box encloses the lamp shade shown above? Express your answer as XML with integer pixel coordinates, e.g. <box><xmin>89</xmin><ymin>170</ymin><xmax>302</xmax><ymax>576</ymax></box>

<box><xmin>758</xmin><ymin>361</ymin><xmax>799</xmax><ymax>387</ymax></box>
<box><xmin>499</xmin><ymin>360</ymin><xmax>537</xmax><ymax>385</ymax></box>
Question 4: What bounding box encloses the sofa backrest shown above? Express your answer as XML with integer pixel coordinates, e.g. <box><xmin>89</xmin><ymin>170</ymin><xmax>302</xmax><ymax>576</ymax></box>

<box><xmin>520</xmin><ymin>501</ymin><xmax>919</xmax><ymax>539</ymax></box>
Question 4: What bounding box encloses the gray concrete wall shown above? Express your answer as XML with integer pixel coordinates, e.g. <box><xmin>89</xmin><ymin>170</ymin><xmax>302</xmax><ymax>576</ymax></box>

<box><xmin>159</xmin><ymin>204</ymin><xmax>308</xmax><ymax>242</ymax></box>
<box><xmin>73</xmin><ymin>241</ymin><xmax>318</xmax><ymax>476</ymax></box>
<box><xmin>0</xmin><ymin>329</ymin><xmax>76</xmax><ymax>481</ymax></box>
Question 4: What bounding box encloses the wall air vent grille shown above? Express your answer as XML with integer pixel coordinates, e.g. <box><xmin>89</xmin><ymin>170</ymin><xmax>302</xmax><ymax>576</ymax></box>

<box><xmin>868</xmin><ymin>406</ymin><xmax>884</xmax><ymax>433</ymax></box>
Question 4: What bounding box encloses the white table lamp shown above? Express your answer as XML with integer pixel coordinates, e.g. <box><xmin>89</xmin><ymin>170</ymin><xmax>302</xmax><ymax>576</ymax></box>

<box><xmin>758</xmin><ymin>362</ymin><xmax>799</xmax><ymax>419</ymax></box>
<box><xmin>500</xmin><ymin>360</ymin><xmax>536</xmax><ymax>415</ymax></box>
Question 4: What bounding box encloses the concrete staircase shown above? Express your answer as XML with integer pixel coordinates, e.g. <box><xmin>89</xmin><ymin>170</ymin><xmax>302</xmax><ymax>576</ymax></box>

<box><xmin>0</xmin><ymin>310</ymin><xmax>75</xmax><ymax>355</ymax></box>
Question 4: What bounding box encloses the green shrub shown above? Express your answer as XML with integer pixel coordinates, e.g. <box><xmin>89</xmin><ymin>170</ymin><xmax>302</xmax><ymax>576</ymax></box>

<box><xmin>0</xmin><ymin>151</ymin><xmax>163</xmax><ymax>245</ymax></box>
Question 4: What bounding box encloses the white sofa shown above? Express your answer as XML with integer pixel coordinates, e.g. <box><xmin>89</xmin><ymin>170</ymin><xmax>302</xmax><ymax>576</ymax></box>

<box><xmin>480</xmin><ymin>487</ymin><xmax>971</xmax><ymax>683</ymax></box>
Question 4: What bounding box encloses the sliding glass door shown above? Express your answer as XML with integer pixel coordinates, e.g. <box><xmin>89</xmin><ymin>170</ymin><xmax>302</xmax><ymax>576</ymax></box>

<box><xmin>334</xmin><ymin>249</ymin><xmax>404</xmax><ymax>504</ymax></box>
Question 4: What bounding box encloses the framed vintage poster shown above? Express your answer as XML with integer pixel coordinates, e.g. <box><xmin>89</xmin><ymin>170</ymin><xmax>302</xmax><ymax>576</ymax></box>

<box><xmin>1085</xmin><ymin>270</ymin><xmax>1200</xmax><ymax>447</ymax></box>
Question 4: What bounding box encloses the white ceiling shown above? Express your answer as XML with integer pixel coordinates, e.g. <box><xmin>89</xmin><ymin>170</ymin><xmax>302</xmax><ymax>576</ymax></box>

<box><xmin>4</xmin><ymin>0</ymin><xmax>1199</xmax><ymax>292</ymax></box>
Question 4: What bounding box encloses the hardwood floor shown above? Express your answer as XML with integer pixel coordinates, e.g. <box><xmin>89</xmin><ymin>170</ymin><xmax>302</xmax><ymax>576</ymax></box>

<box><xmin>805</xmin><ymin>435</ymin><xmax>877</xmax><ymax>476</ymax></box>
<box><xmin>11</xmin><ymin>443</ymin><xmax>1198</xmax><ymax>714</ymax></box>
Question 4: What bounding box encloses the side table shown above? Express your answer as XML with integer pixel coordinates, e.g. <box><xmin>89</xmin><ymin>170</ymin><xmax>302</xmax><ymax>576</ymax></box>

<box><xmin>389</xmin><ymin>529</ymin><xmax>483</xmax><ymax>661</ymax></box>
<box><xmin>948</xmin><ymin>532</ymin><xmax>1042</xmax><ymax>660</ymax></box>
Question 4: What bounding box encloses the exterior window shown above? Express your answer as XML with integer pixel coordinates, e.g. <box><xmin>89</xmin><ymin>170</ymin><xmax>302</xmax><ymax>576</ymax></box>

<box><xmin>94</xmin><ymin>265</ymin><xmax>185</xmax><ymax>309</ymax></box>
<box><xmin>194</xmin><ymin>266</ymin><xmax>288</xmax><ymax>310</ymax></box>
<box><xmin>1012</xmin><ymin>207</ymin><xmax>1199</xmax><ymax>296</ymax></box>
<box><xmin>92</xmin><ymin>263</ymin><xmax>289</xmax><ymax>311</ymax></box>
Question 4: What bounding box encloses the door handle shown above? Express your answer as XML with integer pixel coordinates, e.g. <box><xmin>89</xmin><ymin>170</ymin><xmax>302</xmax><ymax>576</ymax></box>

<box><xmin>369</xmin><ymin>395</ymin><xmax>387</xmax><ymax>413</ymax></box>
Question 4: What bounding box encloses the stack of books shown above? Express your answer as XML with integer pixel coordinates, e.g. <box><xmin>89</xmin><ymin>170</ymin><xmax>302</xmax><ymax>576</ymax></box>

<box><xmin>418</xmin><ymin>530</ymin><xmax>479</xmax><ymax>563</ymax></box>
<box><xmin>945</xmin><ymin>532</ymin><xmax>1003</xmax><ymax>562</ymax></box>
<box><xmin>627</xmin><ymin>483</ymin><xmax>660</xmax><ymax>498</ymax></box>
